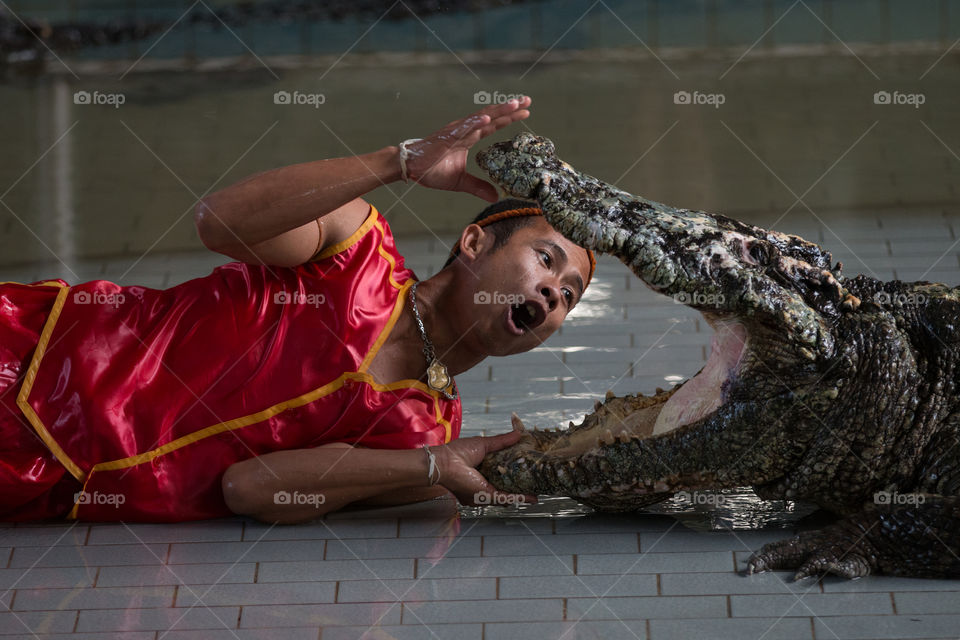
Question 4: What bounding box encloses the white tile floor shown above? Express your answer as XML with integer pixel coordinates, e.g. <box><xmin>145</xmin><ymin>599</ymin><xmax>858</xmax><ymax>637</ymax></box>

<box><xmin>2</xmin><ymin>208</ymin><xmax>960</xmax><ymax>638</ymax></box>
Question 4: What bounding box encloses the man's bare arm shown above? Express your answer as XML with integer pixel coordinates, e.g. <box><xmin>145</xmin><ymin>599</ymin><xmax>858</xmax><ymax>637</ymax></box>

<box><xmin>221</xmin><ymin>431</ymin><xmax>532</xmax><ymax>524</ymax></box>
<box><xmin>194</xmin><ymin>97</ymin><xmax>532</xmax><ymax>267</ymax></box>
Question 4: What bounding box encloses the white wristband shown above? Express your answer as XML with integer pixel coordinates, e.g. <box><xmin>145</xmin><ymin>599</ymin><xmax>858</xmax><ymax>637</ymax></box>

<box><xmin>421</xmin><ymin>444</ymin><xmax>440</xmax><ymax>486</ymax></box>
<box><xmin>398</xmin><ymin>138</ymin><xmax>423</xmax><ymax>183</ymax></box>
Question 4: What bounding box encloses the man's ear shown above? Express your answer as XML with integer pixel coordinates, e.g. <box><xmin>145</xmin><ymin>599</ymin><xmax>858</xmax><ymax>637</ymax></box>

<box><xmin>457</xmin><ymin>224</ymin><xmax>489</xmax><ymax>263</ymax></box>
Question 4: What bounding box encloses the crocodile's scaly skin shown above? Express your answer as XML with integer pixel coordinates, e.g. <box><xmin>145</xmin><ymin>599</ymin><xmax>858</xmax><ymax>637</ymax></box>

<box><xmin>474</xmin><ymin>132</ymin><xmax>960</xmax><ymax>579</ymax></box>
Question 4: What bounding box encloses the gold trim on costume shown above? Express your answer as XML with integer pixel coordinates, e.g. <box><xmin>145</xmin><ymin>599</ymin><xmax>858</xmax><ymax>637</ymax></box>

<box><xmin>88</xmin><ymin>370</ymin><xmax>447</xmax><ymax>472</ymax></box>
<box><xmin>15</xmin><ymin>285</ymin><xmax>85</xmax><ymax>481</ymax></box>
<box><xmin>311</xmin><ymin>204</ymin><xmax>379</xmax><ymax>262</ymax></box>
<box><xmin>0</xmin><ymin>279</ymin><xmax>68</xmax><ymax>287</ymax></box>
<box><xmin>358</xmin><ymin>278</ymin><xmax>414</xmax><ymax>373</ymax></box>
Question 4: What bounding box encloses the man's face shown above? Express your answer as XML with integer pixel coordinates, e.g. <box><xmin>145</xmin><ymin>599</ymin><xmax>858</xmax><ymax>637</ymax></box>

<box><xmin>464</xmin><ymin>217</ymin><xmax>591</xmax><ymax>356</ymax></box>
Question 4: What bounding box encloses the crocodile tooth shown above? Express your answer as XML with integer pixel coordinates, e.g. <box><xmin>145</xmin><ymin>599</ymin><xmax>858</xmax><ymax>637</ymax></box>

<box><xmin>618</xmin><ymin>431</ymin><xmax>631</xmax><ymax>443</ymax></box>
<box><xmin>568</xmin><ymin>460</ymin><xmax>576</xmax><ymax>468</ymax></box>
<box><xmin>602</xmin><ymin>430</ymin><xmax>615</xmax><ymax>445</ymax></box>
<box><xmin>605</xmin><ymin>390</ymin><xmax>615</xmax><ymax>400</ymax></box>
<box><xmin>511</xmin><ymin>412</ymin><xmax>527</xmax><ymax>432</ymax></box>
<box><xmin>569</xmin><ymin>421</ymin><xmax>575</xmax><ymax>429</ymax></box>
<box><xmin>594</xmin><ymin>400</ymin><xmax>603</xmax><ymax>411</ymax></box>
<box><xmin>497</xmin><ymin>465</ymin><xmax>507</xmax><ymax>474</ymax></box>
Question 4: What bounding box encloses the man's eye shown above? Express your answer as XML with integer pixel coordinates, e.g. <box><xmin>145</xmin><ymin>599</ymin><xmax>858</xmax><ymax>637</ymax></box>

<box><xmin>563</xmin><ymin>289</ymin><xmax>574</xmax><ymax>304</ymax></box>
<box><xmin>539</xmin><ymin>250</ymin><xmax>551</xmax><ymax>267</ymax></box>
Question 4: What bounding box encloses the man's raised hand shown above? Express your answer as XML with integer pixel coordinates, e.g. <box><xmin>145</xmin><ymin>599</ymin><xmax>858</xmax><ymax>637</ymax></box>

<box><xmin>400</xmin><ymin>96</ymin><xmax>532</xmax><ymax>202</ymax></box>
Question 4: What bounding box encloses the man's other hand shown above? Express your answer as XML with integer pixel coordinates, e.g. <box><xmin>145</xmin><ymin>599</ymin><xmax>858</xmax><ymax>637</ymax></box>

<box><xmin>435</xmin><ymin>428</ymin><xmax>537</xmax><ymax>507</ymax></box>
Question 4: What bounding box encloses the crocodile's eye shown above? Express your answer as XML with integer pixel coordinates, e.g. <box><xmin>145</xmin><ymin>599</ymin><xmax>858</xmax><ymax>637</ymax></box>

<box><xmin>748</xmin><ymin>242</ymin><xmax>769</xmax><ymax>266</ymax></box>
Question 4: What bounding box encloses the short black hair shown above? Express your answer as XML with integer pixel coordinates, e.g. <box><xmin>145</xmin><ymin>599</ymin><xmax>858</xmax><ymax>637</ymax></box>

<box><xmin>443</xmin><ymin>198</ymin><xmax>540</xmax><ymax>268</ymax></box>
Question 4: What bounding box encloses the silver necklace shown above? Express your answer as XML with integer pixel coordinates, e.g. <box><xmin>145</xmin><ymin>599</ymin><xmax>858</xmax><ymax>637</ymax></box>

<box><xmin>408</xmin><ymin>281</ymin><xmax>457</xmax><ymax>400</ymax></box>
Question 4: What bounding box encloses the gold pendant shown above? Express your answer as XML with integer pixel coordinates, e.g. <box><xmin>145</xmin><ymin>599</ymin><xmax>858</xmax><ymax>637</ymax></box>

<box><xmin>426</xmin><ymin>359</ymin><xmax>451</xmax><ymax>392</ymax></box>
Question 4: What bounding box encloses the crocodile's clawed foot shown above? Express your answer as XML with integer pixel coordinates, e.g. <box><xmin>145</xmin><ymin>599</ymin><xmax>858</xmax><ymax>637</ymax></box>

<box><xmin>746</xmin><ymin>531</ymin><xmax>872</xmax><ymax>580</ymax></box>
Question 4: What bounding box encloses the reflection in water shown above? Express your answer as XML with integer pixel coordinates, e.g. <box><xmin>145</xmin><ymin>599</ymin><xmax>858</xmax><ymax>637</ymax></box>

<box><xmin>460</xmin><ymin>488</ymin><xmax>819</xmax><ymax>531</ymax></box>
<box><xmin>459</xmin><ymin>495</ymin><xmax>593</xmax><ymax>520</ymax></box>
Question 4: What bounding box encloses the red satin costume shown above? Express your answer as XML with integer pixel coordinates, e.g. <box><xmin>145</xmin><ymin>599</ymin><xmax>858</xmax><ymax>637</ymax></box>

<box><xmin>0</xmin><ymin>205</ymin><xmax>460</xmax><ymax>522</ymax></box>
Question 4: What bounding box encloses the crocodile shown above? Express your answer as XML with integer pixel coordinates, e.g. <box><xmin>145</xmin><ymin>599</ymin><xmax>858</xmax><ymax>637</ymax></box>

<box><xmin>475</xmin><ymin>132</ymin><xmax>960</xmax><ymax>580</ymax></box>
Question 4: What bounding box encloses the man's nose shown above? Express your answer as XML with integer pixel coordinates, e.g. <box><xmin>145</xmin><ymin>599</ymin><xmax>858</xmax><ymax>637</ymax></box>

<box><xmin>539</xmin><ymin>285</ymin><xmax>559</xmax><ymax>311</ymax></box>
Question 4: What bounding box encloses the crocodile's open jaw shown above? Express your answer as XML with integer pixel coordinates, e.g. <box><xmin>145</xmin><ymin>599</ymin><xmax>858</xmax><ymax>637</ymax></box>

<box><xmin>476</xmin><ymin>133</ymin><xmax>853</xmax><ymax>508</ymax></box>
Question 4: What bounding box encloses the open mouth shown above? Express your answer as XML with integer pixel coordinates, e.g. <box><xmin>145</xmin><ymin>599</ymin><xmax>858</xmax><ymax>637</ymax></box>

<box><xmin>519</xmin><ymin>313</ymin><xmax>748</xmax><ymax>458</ymax></box>
<box><xmin>506</xmin><ymin>300</ymin><xmax>546</xmax><ymax>334</ymax></box>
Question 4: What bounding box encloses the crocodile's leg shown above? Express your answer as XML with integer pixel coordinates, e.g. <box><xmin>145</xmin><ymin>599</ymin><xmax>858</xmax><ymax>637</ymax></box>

<box><xmin>747</xmin><ymin>496</ymin><xmax>960</xmax><ymax>579</ymax></box>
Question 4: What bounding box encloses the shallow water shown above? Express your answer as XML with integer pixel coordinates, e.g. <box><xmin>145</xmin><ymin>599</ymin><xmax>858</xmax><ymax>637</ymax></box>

<box><xmin>460</xmin><ymin>488</ymin><xmax>819</xmax><ymax>531</ymax></box>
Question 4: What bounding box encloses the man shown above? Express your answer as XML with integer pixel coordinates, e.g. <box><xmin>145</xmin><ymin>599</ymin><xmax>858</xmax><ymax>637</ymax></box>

<box><xmin>0</xmin><ymin>97</ymin><xmax>594</xmax><ymax>523</ymax></box>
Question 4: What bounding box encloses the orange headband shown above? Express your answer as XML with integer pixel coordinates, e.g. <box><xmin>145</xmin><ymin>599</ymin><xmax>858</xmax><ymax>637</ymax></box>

<box><xmin>449</xmin><ymin>206</ymin><xmax>597</xmax><ymax>288</ymax></box>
